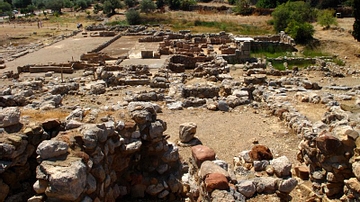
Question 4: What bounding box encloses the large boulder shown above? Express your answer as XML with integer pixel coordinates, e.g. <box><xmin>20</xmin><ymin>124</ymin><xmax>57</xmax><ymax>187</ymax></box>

<box><xmin>37</xmin><ymin>158</ymin><xmax>87</xmax><ymax>201</ymax></box>
<box><xmin>0</xmin><ymin>107</ymin><xmax>21</xmax><ymax>127</ymax></box>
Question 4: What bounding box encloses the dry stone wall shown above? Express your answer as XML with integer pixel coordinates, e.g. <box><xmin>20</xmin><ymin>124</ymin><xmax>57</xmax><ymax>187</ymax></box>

<box><xmin>1</xmin><ymin>103</ymin><xmax>184</xmax><ymax>202</ymax></box>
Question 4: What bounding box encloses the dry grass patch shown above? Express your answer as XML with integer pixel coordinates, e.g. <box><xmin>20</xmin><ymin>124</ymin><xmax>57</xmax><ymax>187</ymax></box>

<box><xmin>21</xmin><ymin>108</ymin><xmax>70</xmax><ymax>122</ymax></box>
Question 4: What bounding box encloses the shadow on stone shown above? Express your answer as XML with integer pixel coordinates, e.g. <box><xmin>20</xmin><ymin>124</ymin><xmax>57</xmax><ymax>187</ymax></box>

<box><xmin>177</xmin><ymin>137</ymin><xmax>202</xmax><ymax>147</ymax></box>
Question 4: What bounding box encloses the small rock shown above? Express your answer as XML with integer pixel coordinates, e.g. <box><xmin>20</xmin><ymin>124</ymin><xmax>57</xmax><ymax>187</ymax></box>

<box><xmin>271</xmin><ymin>156</ymin><xmax>292</xmax><ymax>178</ymax></box>
<box><xmin>179</xmin><ymin>122</ymin><xmax>197</xmax><ymax>143</ymax></box>
<box><xmin>205</xmin><ymin>173</ymin><xmax>229</xmax><ymax>192</ymax></box>
<box><xmin>236</xmin><ymin>180</ymin><xmax>256</xmax><ymax>198</ymax></box>
<box><xmin>278</xmin><ymin>178</ymin><xmax>298</xmax><ymax>193</ymax></box>
<box><xmin>191</xmin><ymin>145</ymin><xmax>216</xmax><ymax>167</ymax></box>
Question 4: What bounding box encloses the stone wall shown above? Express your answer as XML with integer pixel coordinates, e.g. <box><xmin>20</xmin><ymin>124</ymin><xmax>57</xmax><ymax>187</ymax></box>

<box><xmin>1</xmin><ymin>103</ymin><xmax>184</xmax><ymax>201</ymax></box>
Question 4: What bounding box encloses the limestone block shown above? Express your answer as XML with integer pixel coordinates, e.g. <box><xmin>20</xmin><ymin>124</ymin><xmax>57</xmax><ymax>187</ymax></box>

<box><xmin>36</xmin><ymin>140</ymin><xmax>68</xmax><ymax>160</ymax></box>
<box><xmin>39</xmin><ymin>158</ymin><xmax>87</xmax><ymax>201</ymax></box>
<box><xmin>0</xmin><ymin>107</ymin><xmax>20</xmax><ymax>127</ymax></box>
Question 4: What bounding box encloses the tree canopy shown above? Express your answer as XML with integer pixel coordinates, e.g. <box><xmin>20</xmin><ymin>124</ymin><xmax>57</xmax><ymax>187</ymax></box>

<box><xmin>272</xmin><ymin>1</ymin><xmax>316</xmax><ymax>43</ymax></box>
<box><xmin>353</xmin><ymin>0</ymin><xmax>360</xmax><ymax>41</ymax></box>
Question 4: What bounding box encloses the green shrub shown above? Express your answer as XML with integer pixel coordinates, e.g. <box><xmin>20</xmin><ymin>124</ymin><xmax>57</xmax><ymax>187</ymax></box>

<box><xmin>285</xmin><ymin>21</ymin><xmax>314</xmax><ymax>44</ymax></box>
<box><xmin>317</xmin><ymin>9</ymin><xmax>337</xmax><ymax>29</ymax></box>
<box><xmin>126</xmin><ymin>9</ymin><xmax>141</xmax><ymax>25</ymax></box>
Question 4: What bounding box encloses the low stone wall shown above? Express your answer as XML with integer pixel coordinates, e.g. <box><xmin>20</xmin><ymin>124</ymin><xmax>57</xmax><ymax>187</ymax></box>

<box><xmin>1</xmin><ymin>103</ymin><xmax>184</xmax><ymax>201</ymax></box>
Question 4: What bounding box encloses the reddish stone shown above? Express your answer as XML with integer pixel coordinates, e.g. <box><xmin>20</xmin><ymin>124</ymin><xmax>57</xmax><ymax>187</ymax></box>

<box><xmin>191</xmin><ymin>145</ymin><xmax>216</xmax><ymax>167</ymax></box>
<box><xmin>205</xmin><ymin>173</ymin><xmax>229</xmax><ymax>192</ymax></box>
<box><xmin>294</xmin><ymin>165</ymin><xmax>309</xmax><ymax>180</ymax></box>
<box><xmin>249</xmin><ymin>145</ymin><xmax>273</xmax><ymax>161</ymax></box>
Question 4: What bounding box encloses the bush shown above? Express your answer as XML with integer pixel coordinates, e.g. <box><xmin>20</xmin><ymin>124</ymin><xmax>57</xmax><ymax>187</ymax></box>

<box><xmin>233</xmin><ymin>0</ymin><xmax>252</xmax><ymax>15</ymax></box>
<box><xmin>126</xmin><ymin>9</ymin><xmax>141</xmax><ymax>25</ymax></box>
<box><xmin>285</xmin><ymin>21</ymin><xmax>314</xmax><ymax>44</ymax></box>
<box><xmin>317</xmin><ymin>9</ymin><xmax>337</xmax><ymax>28</ymax></box>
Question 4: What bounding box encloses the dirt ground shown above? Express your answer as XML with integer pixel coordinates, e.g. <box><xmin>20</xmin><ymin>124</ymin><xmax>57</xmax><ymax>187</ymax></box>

<box><xmin>1</xmin><ymin>12</ymin><xmax>360</xmax><ymax>201</ymax></box>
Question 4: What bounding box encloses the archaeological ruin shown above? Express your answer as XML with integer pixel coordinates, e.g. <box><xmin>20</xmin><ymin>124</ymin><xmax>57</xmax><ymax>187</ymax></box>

<box><xmin>0</xmin><ymin>22</ymin><xmax>360</xmax><ymax>202</ymax></box>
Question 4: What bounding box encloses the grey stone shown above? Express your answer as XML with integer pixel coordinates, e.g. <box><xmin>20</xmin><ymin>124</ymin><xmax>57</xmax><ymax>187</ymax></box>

<box><xmin>167</xmin><ymin>101</ymin><xmax>183</xmax><ymax>110</ymax></box>
<box><xmin>253</xmin><ymin>177</ymin><xmax>278</xmax><ymax>194</ymax></box>
<box><xmin>236</xmin><ymin>180</ymin><xmax>256</xmax><ymax>198</ymax></box>
<box><xmin>278</xmin><ymin>178</ymin><xmax>298</xmax><ymax>193</ymax></box>
<box><xmin>125</xmin><ymin>141</ymin><xmax>142</xmax><ymax>154</ymax></box>
<box><xmin>149</xmin><ymin>121</ymin><xmax>165</xmax><ymax>139</ymax></box>
<box><xmin>65</xmin><ymin>119</ymin><xmax>83</xmax><ymax>130</ymax></box>
<box><xmin>36</xmin><ymin>140</ymin><xmax>68</xmax><ymax>160</ymax></box>
<box><xmin>254</xmin><ymin>160</ymin><xmax>270</xmax><ymax>171</ymax></box>
<box><xmin>179</xmin><ymin>122</ymin><xmax>197</xmax><ymax>143</ymax></box>
<box><xmin>39</xmin><ymin>158</ymin><xmax>87</xmax><ymax>201</ymax></box>
<box><xmin>271</xmin><ymin>156</ymin><xmax>292</xmax><ymax>177</ymax></box>
<box><xmin>0</xmin><ymin>107</ymin><xmax>20</xmax><ymax>127</ymax></box>
<box><xmin>218</xmin><ymin>100</ymin><xmax>229</xmax><ymax>112</ymax></box>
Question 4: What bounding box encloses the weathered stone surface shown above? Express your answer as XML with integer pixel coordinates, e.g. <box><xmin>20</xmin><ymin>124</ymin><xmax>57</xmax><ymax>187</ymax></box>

<box><xmin>271</xmin><ymin>156</ymin><xmax>292</xmax><ymax>178</ymax></box>
<box><xmin>294</xmin><ymin>165</ymin><xmax>309</xmax><ymax>180</ymax></box>
<box><xmin>218</xmin><ymin>100</ymin><xmax>229</xmax><ymax>112</ymax></box>
<box><xmin>253</xmin><ymin>160</ymin><xmax>270</xmax><ymax>171</ymax></box>
<box><xmin>146</xmin><ymin>183</ymin><xmax>164</xmax><ymax>196</ymax></box>
<box><xmin>205</xmin><ymin>173</ymin><xmax>229</xmax><ymax>192</ymax></box>
<box><xmin>344</xmin><ymin>178</ymin><xmax>360</xmax><ymax>192</ymax></box>
<box><xmin>249</xmin><ymin>145</ymin><xmax>273</xmax><ymax>161</ymax></box>
<box><xmin>210</xmin><ymin>189</ymin><xmax>236</xmax><ymax>202</ymax></box>
<box><xmin>278</xmin><ymin>178</ymin><xmax>298</xmax><ymax>193</ymax></box>
<box><xmin>191</xmin><ymin>145</ymin><xmax>216</xmax><ymax>167</ymax></box>
<box><xmin>253</xmin><ymin>177</ymin><xmax>278</xmax><ymax>194</ymax></box>
<box><xmin>316</xmin><ymin>133</ymin><xmax>342</xmax><ymax>154</ymax></box>
<box><xmin>36</xmin><ymin>140</ymin><xmax>68</xmax><ymax>160</ymax></box>
<box><xmin>39</xmin><ymin>158</ymin><xmax>87</xmax><ymax>201</ymax></box>
<box><xmin>0</xmin><ymin>107</ymin><xmax>20</xmax><ymax>127</ymax></box>
<box><xmin>33</xmin><ymin>179</ymin><xmax>48</xmax><ymax>194</ymax></box>
<box><xmin>236</xmin><ymin>180</ymin><xmax>256</xmax><ymax>198</ymax></box>
<box><xmin>199</xmin><ymin>161</ymin><xmax>230</xmax><ymax>179</ymax></box>
<box><xmin>179</xmin><ymin>122</ymin><xmax>197</xmax><ymax>143</ymax></box>
<box><xmin>353</xmin><ymin>161</ymin><xmax>360</xmax><ymax>181</ymax></box>
<box><xmin>125</xmin><ymin>140</ymin><xmax>142</xmax><ymax>154</ymax></box>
